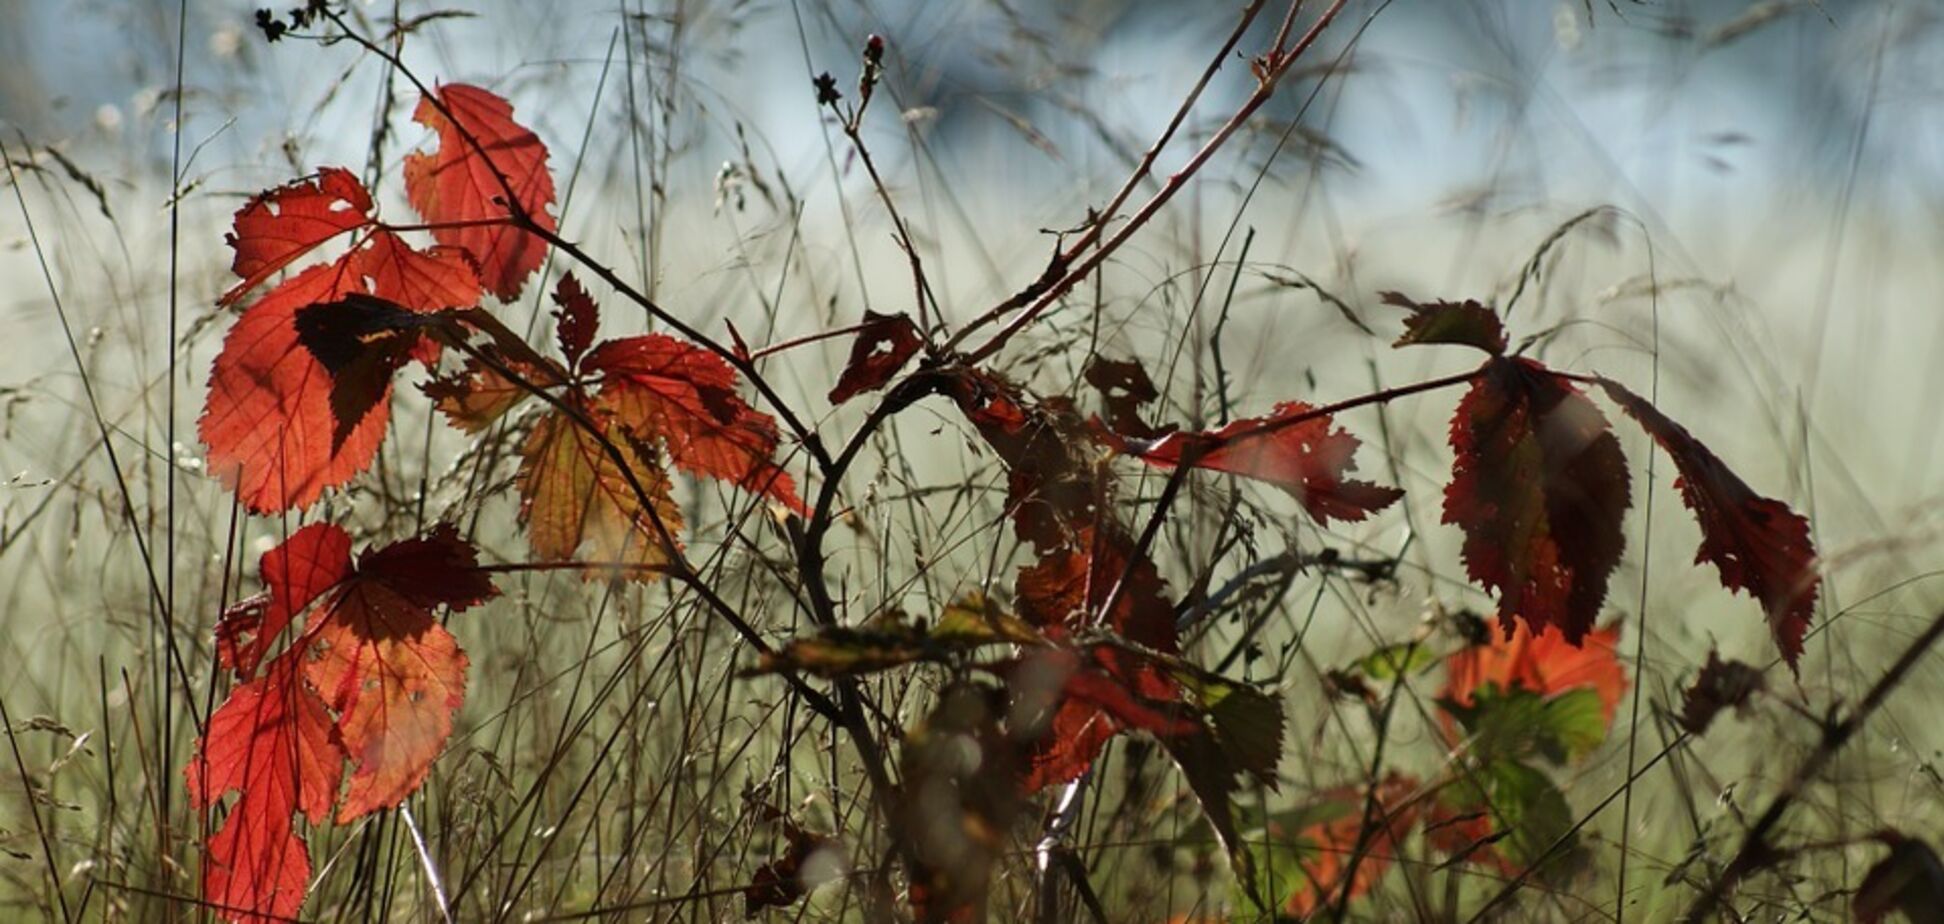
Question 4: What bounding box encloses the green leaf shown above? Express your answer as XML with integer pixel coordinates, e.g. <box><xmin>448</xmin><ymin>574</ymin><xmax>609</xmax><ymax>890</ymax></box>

<box><xmin>1354</xmin><ymin>642</ymin><xmax>1435</xmax><ymax>680</ymax></box>
<box><xmin>1442</xmin><ymin>759</ymin><xmax>1574</xmax><ymax>869</ymax></box>
<box><xmin>1169</xmin><ymin>670</ymin><xmax>1285</xmax><ymax>784</ymax></box>
<box><xmin>1442</xmin><ymin>685</ymin><xmax>1608</xmax><ymax>766</ymax></box>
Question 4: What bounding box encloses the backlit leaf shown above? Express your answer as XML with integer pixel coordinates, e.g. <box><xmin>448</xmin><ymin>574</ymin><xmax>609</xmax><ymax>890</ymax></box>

<box><xmin>1445</xmin><ymin>358</ymin><xmax>1630</xmax><ymax>644</ymax></box>
<box><xmin>552</xmin><ymin>273</ymin><xmax>598</xmax><ymax>369</ymax></box>
<box><xmin>187</xmin><ymin>659</ymin><xmax>342</xmax><ymax>924</ymax></box>
<box><xmin>518</xmin><ymin>400</ymin><xmax>684</xmax><ymax>576</ymax></box>
<box><xmin>221</xmin><ymin>166</ymin><xmax>374</xmax><ymax>306</ymax></box>
<box><xmin>1443</xmin><ymin>621</ymin><xmax>1628</xmax><ymax>725</ymax></box>
<box><xmin>404</xmin><ymin>83</ymin><xmax>556</xmax><ymax>300</ymax></box>
<box><xmin>1108</xmin><ymin>402</ymin><xmax>1402</xmax><ymax>526</ymax></box>
<box><xmin>586</xmin><ymin>333</ymin><xmax>805</xmax><ymax>514</ymax></box>
<box><xmin>1598</xmin><ymin>379</ymin><xmax>1819</xmax><ymax>667</ymax></box>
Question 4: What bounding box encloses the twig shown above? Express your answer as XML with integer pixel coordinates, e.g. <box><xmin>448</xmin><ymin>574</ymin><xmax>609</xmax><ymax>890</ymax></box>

<box><xmin>1679</xmin><ymin>606</ymin><xmax>1944</xmax><ymax>922</ymax></box>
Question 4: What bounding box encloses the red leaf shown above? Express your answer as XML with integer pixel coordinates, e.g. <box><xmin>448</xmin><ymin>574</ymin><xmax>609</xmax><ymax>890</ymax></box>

<box><xmin>1009</xmin><ymin>646</ymin><xmax>1196</xmax><ymax>793</ymax></box>
<box><xmin>942</xmin><ymin>369</ymin><xmax>1108</xmax><ymax>550</ymax></box>
<box><xmin>190</xmin><ymin>523</ymin><xmax>492</xmax><ymax>922</ymax></box>
<box><xmin>1598</xmin><ymin>380</ymin><xmax>1819</xmax><ymax>667</ymax></box>
<box><xmin>1111</xmin><ymin>402</ymin><xmax>1402</xmax><ymax>526</ymax></box>
<box><xmin>585</xmin><ymin>333</ymin><xmax>805</xmax><ymax>514</ymax></box>
<box><xmin>404</xmin><ymin>84</ymin><xmax>556</xmax><ymax>300</ymax></box>
<box><xmin>202</xmin><ymin>220</ymin><xmax>481</xmax><ymax>512</ymax></box>
<box><xmin>221</xmin><ymin>167</ymin><xmax>374</xmax><ymax>307</ymax></box>
<box><xmin>1443</xmin><ymin>621</ymin><xmax>1628</xmax><ymax>724</ymax></box>
<box><xmin>552</xmin><ymin>272</ymin><xmax>599</xmax><ymax>370</ymax></box>
<box><xmin>1011</xmin><ymin>537</ymin><xmax>1187</xmax><ymax>790</ymax></box>
<box><xmin>1382</xmin><ymin>291</ymin><xmax>1508</xmax><ymax>354</ymax></box>
<box><xmin>200</xmin><ymin>264</ymin><xmax>392</xmax><ymax>512</ymax></box>
<box><xmin>215</xmin><ymin>523</ymin><xmax>355</xmax><ymax>678</ymax></box>
<box><xmin>356</xmin><ymin>230</ymin><xmax>483</xmax><ymax>325</ymax></box>
<box><xmin>1446</xmin><ymin>359</ymin><xmax>1631</xmax><ymax>644</ymax></box>
<box><xmin>187</xmin><ymin>658</ymin><xmax>343</xmax><ymax>924</ymax></box>
<box><xmin>288</xmin><ymin>524</ymin><xmax>494</xmax><ymax>821</ymax></box>
<box><xmin>828</xmin><ymin>311</ymin><xmax>922</xmax><ymax>404</ymax></box>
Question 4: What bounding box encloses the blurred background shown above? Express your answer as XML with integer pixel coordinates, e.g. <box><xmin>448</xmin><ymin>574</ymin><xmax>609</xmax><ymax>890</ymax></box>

<box><xmin>4</xmin><ymin>0</ymin><xmax>1944</xmax><ymax>920</ymax></box>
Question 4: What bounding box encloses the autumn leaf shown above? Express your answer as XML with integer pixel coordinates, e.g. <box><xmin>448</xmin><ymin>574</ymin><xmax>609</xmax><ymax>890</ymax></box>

<box><xmin>201</xmin><ymin>264</ymin><xmax>395</xmax><ymax>512</ymax></box>
<box><xmin>743</xmin><ymin>806</ymin><xmax>838</xmax><ymax>917</ymax></box>
<box><xmin>221</xmin><ymin>167</ymin><xmax>374</xmax><ymax>306</ymax></box>
<box><xmin>1597</xmin><ymin>379</ymin><xmax>1819</xmax><ymax>666</ymax></box>
<box><xmin>1273</xmin><ymin>774</ymin><xmax>1422</xmax><ymax>916</ymax></box>
<box><xmin>518</xmin><ymin>400</ymin><xmax>685</xmax><ymax>575</ymax></box>
<box><xmin>552</xmin><ymin>272</ymin><xmax>599</xmax><ymax>369</ymax></box>
<box><xmin>214</xmin><ymin>522</ymin><xmax>355</xmax><ymax>679</ymax></box>
<box><xmin>202</xmin><ymin>202</ymin><xmax>480</xmax><ymax>512</ymax></box>
<box><xmin>828</xmin><ymin>310</ymin><xmax>922</xmax><ymax>404</ymax></box>
<box><xmin>299</xmin><ymin>525</ymin><xmax>495</xmax><ymax>819</ymax></box>
<box><xmin>189</xmin><ymin>523</ymin><xmax>493</xmax><ymax>922</ymax></box>
<box><xmin>585</xmin><ymin>333</ymin><xmax>805</xmax><ymax>514</ymax></box>
<box><xmin>187</xmin><ymin>658</ymin><xmax>343</xmax><ymax>924</ymax></box>
<box><xmin>1442</xmin><ymin>621</ymin><xmax>1628</xmax><ymax>725</ymax></box>
<box><xmin>423</xmin><ymin>347</ymin><xmax>563</xmax><ymax>433</ymax></box>
<box><xmin>1445</xmin><ymin>358</ymin><xmax>1631</xmax><ymax>644</ymax></box>
<box><xmin>956</xmin><ymin>375</ymin><xmax>1104</xmax><ymax>550</ymax></box>
<box><xmin>1105</xmin><ymin>402</ymin><xmax>1402</xmax><ymax>525</ymax></box>
<box><xmin>1082</xmin><ymin>355</ymin><xmax>1166</xmax><ymax>440</ymax></box>
<box><xmin>404</xmin><ymin>83</ymin><xmax>556</xmax><ymax>300</ymax></box>
<box><xmin>295</xmin><ymin>294</ymin><xmax>455</xmax><ymax>449</ymax></box>
<box><xmin>1382</xmin><ymin>291</ymin><xmax>1508</xmax><ymax>354</ymax></box>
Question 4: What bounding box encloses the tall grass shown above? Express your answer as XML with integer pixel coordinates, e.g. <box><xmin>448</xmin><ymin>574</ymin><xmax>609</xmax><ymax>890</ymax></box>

<box><xmin>3</xmin><ymin>1</ymin><xmax>1943</xmax><ymax>921</ymax></box>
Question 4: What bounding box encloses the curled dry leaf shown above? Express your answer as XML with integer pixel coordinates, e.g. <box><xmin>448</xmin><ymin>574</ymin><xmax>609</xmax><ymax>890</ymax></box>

<box><xmin>1598</xmin><ymin>379</ymin><xmax>1819</xmax><ymax>667</ymax></box>
<box><xmin>1678</xmin><ymin>649</ymin><xmax>1765</xmax><ymax>736</ymax></box>
<box><xmin>828</xmin><ymin>310</ymin><xmax>922</xmax><ymax>404</ymax></box>
<box><xmin>1383</xmin><ymin>290</ymin><xmax>1508</xmax><ymax>354</ymax></box>
<box><xmin>1083</xmin><ymin>355</ymin><xmax>1165</xmax><ymax>439</ymax></box>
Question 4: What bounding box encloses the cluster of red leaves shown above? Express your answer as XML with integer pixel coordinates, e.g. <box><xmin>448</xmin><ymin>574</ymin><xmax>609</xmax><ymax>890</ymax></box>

<box><xmin>1387</xmin><ymin>292</ymin><xmax>1819</xmax><ymax>667</ymax></box>
<box><xmin>189</xmin><ymin>523</ymin><xmax>495</xmax><ymax>922</ymax></box>
<box><xmin>191</xmin><ymin>78</ymin><xmax>808</xmax><ymax>923</ymax></box>
<box><xmin>202</xmin><ymin>83</ymin><xmax>550</xmax><ymax>513</ymax></box>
